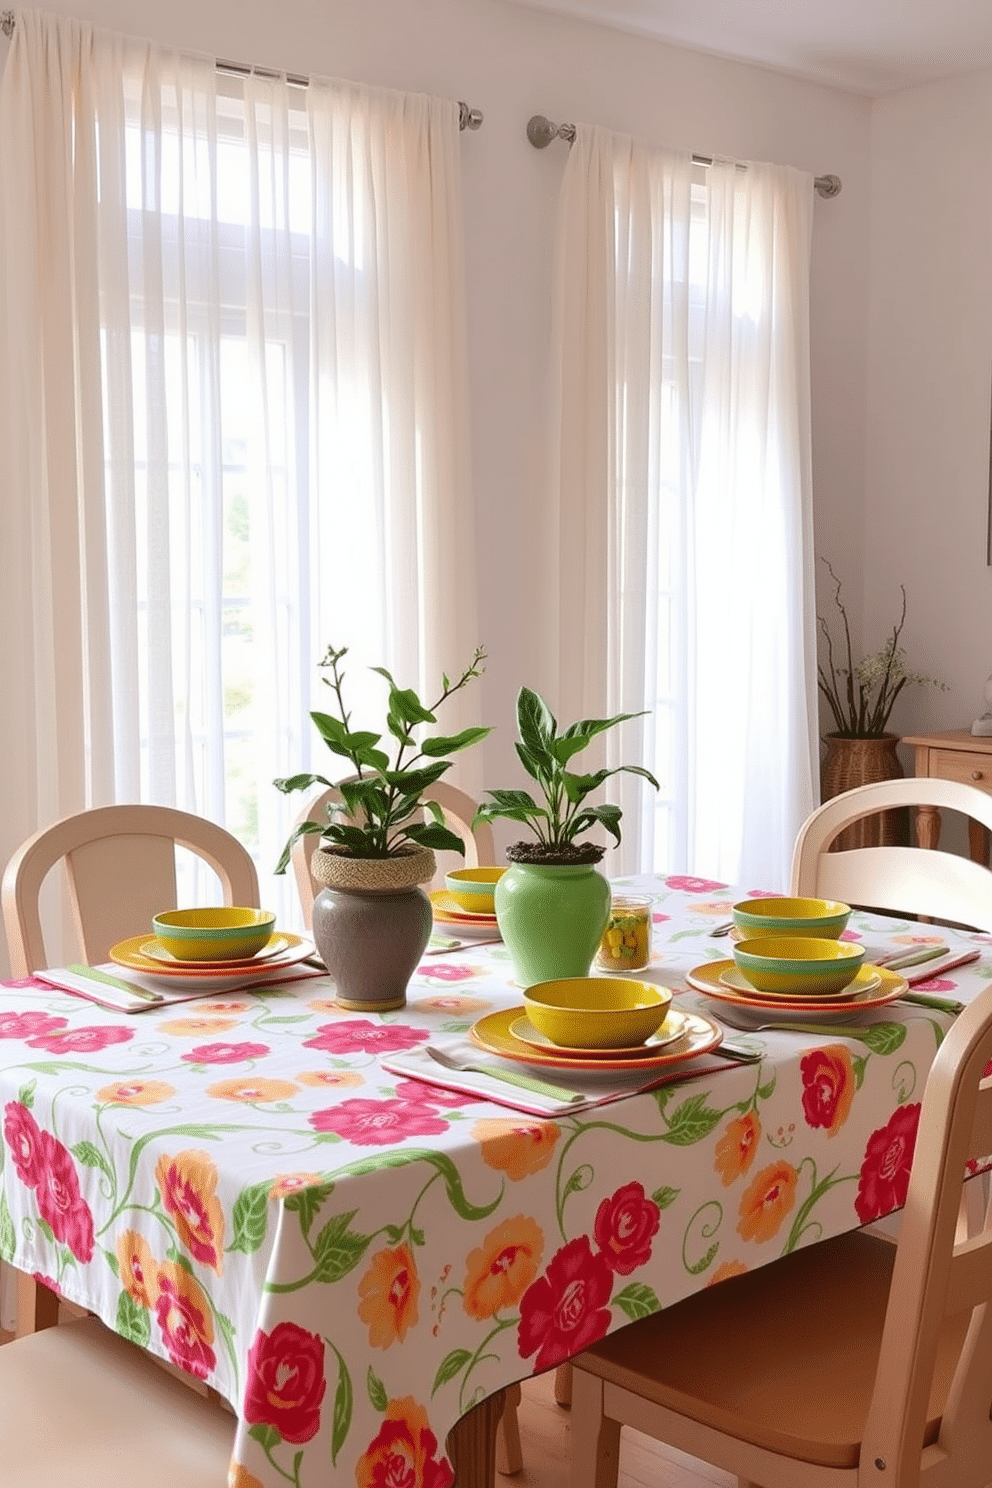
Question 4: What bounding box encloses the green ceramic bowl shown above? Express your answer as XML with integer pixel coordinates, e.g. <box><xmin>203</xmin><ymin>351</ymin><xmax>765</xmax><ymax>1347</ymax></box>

<box><xmin>731</xmin><ymin>896</ymin><xmax>851</xmax><ymax>941</ymax></box>
<box><xmin>152</xmin><ymin>907</ymin><xmax>276</xmax><ymax>962</ymax></box>
<box><xmin>731</xmin><ymin>936</ymin><xmax>865</xmax><ymax>997</ymax></box>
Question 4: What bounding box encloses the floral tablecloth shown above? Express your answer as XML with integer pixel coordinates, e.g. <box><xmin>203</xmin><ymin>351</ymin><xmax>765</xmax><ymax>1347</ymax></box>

<box><xmin>1</xmin><ymin>873</ymin><xmax>990</xmax><ymax>1488</ymax></box>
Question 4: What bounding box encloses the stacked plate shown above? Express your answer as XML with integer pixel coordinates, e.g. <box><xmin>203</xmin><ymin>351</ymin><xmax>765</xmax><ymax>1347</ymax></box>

<box><xmin>429</xmin><ymin>889</ymin><xmax>500</xmax><ymax>938</ymax></box>
<box><xmin>468</xmin><ymin>1005</ymin><xmax>722</xmax><ymax>1072</ymax></box>
<box><xmin>686</xmin><ymin>958</ymin><xmax>908</xmax><ymax>1024</ymax></box>
<box><xmin>109</xmin><ymin>931</ymin><xmax>315</xmax><ymax>986</ymax></box>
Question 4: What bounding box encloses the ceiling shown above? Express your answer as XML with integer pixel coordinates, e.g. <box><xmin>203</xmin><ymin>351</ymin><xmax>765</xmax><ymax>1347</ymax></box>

<box><xmin>505</xmin><ymin>0</ymin><xmax>992</xmax><ymax>97</ymax></box>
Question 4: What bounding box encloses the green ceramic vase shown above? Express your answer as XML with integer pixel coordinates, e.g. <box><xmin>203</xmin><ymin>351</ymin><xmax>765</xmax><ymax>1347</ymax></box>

<box><xmin>494</xmin><ymin>861</ymin><xmax>611</xmax><ymax>987</ymax></box>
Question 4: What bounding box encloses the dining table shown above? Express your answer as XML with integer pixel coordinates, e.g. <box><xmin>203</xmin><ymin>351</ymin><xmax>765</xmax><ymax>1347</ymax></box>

<box><xmin>1</xmin><ymin>871</ymin><xmax>989</xmax><ymax>1488</ymax></box>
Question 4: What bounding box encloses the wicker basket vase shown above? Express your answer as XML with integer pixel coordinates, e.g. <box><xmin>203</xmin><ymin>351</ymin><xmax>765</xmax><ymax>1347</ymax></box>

<box><xmin>819</xmin><ymin>733</ymin><xmax>909</xmax><ymax>851</ymax></box>
<box><xmin>310</xmin><ymin>846</ymin><xmax>436</xmax><ymax>1011</ymax></box>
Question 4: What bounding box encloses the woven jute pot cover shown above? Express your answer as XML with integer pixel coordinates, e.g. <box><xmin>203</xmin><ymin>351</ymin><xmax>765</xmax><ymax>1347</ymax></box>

<box><xmin>311</xmin><ymin>846</ymin><xmax>436</xmax><ymax>893</ymax></box>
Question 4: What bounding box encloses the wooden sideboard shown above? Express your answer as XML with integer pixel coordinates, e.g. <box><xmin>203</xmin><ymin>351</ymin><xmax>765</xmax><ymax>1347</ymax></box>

<box><xmin>902</xmin><ymin>730</ymin><xmax>992</xmax><ymax>864</ymax></box>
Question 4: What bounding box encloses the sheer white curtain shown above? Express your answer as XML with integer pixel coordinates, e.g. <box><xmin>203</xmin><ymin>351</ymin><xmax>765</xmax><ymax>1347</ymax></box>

<box><xmin>549</xmin><ymin>124</ymin><xmax>818</xmax><ymax>889</ymax></box>
<box><xmin>0</xmin><ymin>12</ymin><xmax>478</xmax><ymax>945</ymax></box>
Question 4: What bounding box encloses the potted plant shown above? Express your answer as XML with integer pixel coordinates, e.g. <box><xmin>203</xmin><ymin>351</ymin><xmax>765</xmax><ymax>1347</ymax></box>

<box><xmin>275</xmin><ymin>644</ymin><xmax>489</xmax><ymax>1010</ymax></box>
<box><xmin>817</xmin><ymin>559</ymin><xmax>946</xmax><ymax>849</ymax></box>
<box><xmin>473</xmin><ymin>686</ymin><xmax>659</xmax><ymax>985</ymax></box>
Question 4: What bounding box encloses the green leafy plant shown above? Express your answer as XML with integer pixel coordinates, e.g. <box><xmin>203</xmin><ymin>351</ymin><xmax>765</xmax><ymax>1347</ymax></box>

<box><xmin>274</xmin><ymin>644</ymin><xmax>489</xmax><ymax>868</ymax></box>
<box><xmin>474</xmin><ymin>686</ymin><xmax>659</xmax><ymax>863</ymax></box>
<box><xmin>817</xmin><ymin>559</ymin><xmax>947</xmax><ymax>738</ymax></box>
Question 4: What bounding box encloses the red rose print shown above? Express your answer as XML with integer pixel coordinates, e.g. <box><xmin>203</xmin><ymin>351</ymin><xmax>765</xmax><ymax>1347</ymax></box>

<box><xmin>356</xmin><ymin>1397</ymin><xmax>453</xmax><ymax>1488</ymax></box>
<box><xmin>855</xmin><ymin>1103</ymin><xmax>921</xmax><ymax>1224</ymax></box>
<box><xmin>800</xmin><ymin>1046</ymin><xmax>855</xmax><ymax>1138</ymax></box>
<box><xmin>245</xmin><ymin>1322</ymin><xmax>326</xmax><ymax>1443</ymax></box>
<box><xmin>310</xmin><ymin>1098</ymin><xmax>449</xmax><ymax>1146</ymax></box>
<box><xmin>593</xmin><ymin>1182</ymin><xmax>660</xmax><ymax>1275</ymax></box>
<box><xmin>302</xmin><ymin>1020</ymin><xmax>429</xmax><ymax>1056</ymax></box>
<box><xmin>35</xmin><ymin>1131</ymin><xmax>94</xmax><ymax>1262</ymax></box>
<box><xmin>3</xmin><ymin>1101</ymin><xmax>46</xmax><ymax>1187</ymax></box>
<box><xmin>26</xmin><ymin>1024</ymin><xmax>134</xmax><ymax>1054</ymax></box>
<box><xmin>665</xmin><ymin>874</ymin><xmax>725</xmax><ymax>893</ymax></box>
<box><xmin>392</xmin><ymin>1079</ymin><xmax>481</xmax><ymax>1109</ymax></box>
<box><xmin>0</xmin><ymin>1011</ymin><xmax>68</xmax><ymax>1040</ymax></box>
<box><xmin>517</xmin><ymin>1236</ymin><xmax>613</xmax><ymax>1371</ymax></box>
<box><xmin>181</xmin><ymin>1041</ymin><xmax>270</xmax><ymax>1065</ymax></box>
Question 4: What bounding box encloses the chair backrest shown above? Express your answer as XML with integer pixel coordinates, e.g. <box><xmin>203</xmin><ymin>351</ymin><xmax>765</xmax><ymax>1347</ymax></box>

<box><xmin>2</xmin><ymin>804</ymin><xmax>260</xmax><ymax>976</ymax></box>
<box><xmin>790</xmin><ymin>777</ymin><xmax>992</xmax><ymax>931</ymax></box>
<box><xmin>290</xmin><ymin>780</ymin><xmax>496</xmax><ymax>929</ymax></box>
<box><xmin>862</xmin><ymin>979</ymin><xmax>992</xmax><ymax>1483</ymax></box>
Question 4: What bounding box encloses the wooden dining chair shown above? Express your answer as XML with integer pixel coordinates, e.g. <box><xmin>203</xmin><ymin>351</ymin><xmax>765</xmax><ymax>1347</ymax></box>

<box><xmin>790</xmin><ymin>776</ymin><xmax>992</xmax><ymax>932</ymax></box>
<box><xmin>290</xmin><ymin>780</ymin><xmax>496</xmax><ymax>929</ymax></box>
<box><xmin>1</xmin><ymin>802</ymin><xmax>261</xmax><ymax>978</ymax></box>
<box><xmin>0</xmin><ymin>1314</ymin><xmax>235</xmax><ymax>1485</ymax></box>
<box><xmin>568</xmin><ymin>978</ymin><xmax>992</xmax><ymax>1488</ymax></box>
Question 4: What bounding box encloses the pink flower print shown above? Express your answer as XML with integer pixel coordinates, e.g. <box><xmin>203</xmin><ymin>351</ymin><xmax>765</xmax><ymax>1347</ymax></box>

<box><xmin>35</xmin><ymin>1131</ymin><xmax>95</xmax><ymax>1262</ymax></box>
<box><xmin>743</xmin><ymin>889</ymin><xmax>780</xmax><ymax>900</ymax></box>
<box><xmin>910</xmin><ymin>975</ymin><xmax>961</xmax><ymax>992</ymax></box>
<box><xmin>26</xmin><ymin>1024</ymin><xmax>134</xmax><ymax>1054</ymax></box>
<box><xmin>3</xmin><ymin>1101</ymin><xmax>46</xmax><ymax>1187</ymax></box>
<box><xmin>418</xmin><ymin>963</ymin><xmax>478</xmax><ymax>982</ymax></box>
<box><xmin>181</xmin><ymin>1041</ymin><xmax>270</xmax><ymax>1065</ymax></box>
<box><xmin>310</xmin><ymin>1097</ymin><xmax>449</xmax><ymax>1146</ymax></box>
<box><xmin>392</xmin><ymin>1079</ymin><xmax>481</xmax><ymax>1109</ymax></box>
<box><xmin>664</xmin><ymin>874</ymin><xmax>726</xmax><ymax>893</ymax></box>
<box><xmin>0</xmin><ymin>1011</ymin><xmax>68</xmax><ymax>1040</ymax></box>
<box><xmin>302</xmin><ymin>1020</ymin><xmax>429</xmax><ymax>1057</ymax></box>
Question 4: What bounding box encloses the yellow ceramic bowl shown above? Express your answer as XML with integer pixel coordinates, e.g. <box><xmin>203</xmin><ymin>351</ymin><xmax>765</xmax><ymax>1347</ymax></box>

<box><xmin>731</xmin><ymin>936</ymin><xmax>865</xmax><ymax>997</ymax></box>
<box><xmin>523</xmin><ymin>977</ymin><xmax>673</xmax><ymax>1050</ymax></box>
<box><xmin>151</xmin><ymin>907</ymin><xmax>276</xmax><ymax>962</ymax></box>
<box><xmin>731</xmin><ymin>896</ymin><xmax>851</xmax><ymax>940</ymax></box>
<box><xmin>444</xmin><ymin>867</ymin><xmax>505</xmax><ymax>914</ymax></box>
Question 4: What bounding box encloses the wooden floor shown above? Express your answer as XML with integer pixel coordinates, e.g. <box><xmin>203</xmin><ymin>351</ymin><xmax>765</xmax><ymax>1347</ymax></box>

<box><xmin>0</xmin><ymin>1324</ymin><xmax>734</xmax><ymax>1488</ymax></box>
<box><xmin>508</xmin><ymin>1369</ymin><xmax>737</xmax><ymax>1488</ymax></box>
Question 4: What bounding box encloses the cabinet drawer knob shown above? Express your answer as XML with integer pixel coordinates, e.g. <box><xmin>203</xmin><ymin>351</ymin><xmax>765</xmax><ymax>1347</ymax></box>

<box><xmin>973</xmin><ymin>770</ymin><xmax>985</xmax><ymax>782</ymax></box>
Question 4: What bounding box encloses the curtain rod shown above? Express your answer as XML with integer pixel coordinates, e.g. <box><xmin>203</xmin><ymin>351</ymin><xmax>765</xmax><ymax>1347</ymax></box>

<box><xmin>0</xmin><ymin>14</ymin><xmax>483</xmax><ymax>129</ymax></box>
<box><xmin>526</xmin><ymin>114</ymin><xmax>841</xmax><ymax>198</ymax></box>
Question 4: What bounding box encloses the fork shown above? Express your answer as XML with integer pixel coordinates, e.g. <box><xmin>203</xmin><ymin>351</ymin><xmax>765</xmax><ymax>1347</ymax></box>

<box><xmin>425</xmin><ymin>1046</ymin><xmax>587</xmax><ymax>1103</ymax></box>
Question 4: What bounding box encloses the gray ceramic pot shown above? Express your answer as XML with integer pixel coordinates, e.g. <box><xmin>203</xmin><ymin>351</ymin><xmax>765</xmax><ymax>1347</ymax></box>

<box><xmin>310</xmin><ymin>847</ymin><xmax>435</xmax><ymax>1012</ymax></box>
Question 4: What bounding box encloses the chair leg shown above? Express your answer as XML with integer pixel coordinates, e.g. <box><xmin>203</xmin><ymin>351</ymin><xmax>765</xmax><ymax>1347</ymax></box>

<box><xmin>496</xmin><ymin>1383</ymin><xmax>523</xmax><ymax>1475</ymax></box>
<box><xmin>554</xmin><ymin>1361</ymin><xmax>574</xmax><ymax>1406</ymax></box>
<box><xmin>570</xmin><ymin>1368</ymin><xmax>621</xmax><ymax>1488</ymax></box>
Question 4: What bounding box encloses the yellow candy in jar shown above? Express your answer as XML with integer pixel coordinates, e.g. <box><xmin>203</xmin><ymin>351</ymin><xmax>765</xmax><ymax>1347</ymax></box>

<box><xmin>596</xmin><ymin>897</ymin><xmax>651</xmax><ymax>971</ymax></box>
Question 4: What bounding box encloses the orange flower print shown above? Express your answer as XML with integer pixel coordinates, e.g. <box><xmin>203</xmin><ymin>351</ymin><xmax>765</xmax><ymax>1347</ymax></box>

<box><xmin>96</xmin><ymin>1079</ymin><xmax>176</xmax><ymax>1106</ymax></box>
<box><xmin>206</xmin><ymin>1077</ymin><xmax>299</xmax><ymax>1103</ymax></box>
<box><xmin>736</xmin><ymin>1160</ymin><xmax>799</xmax><ymax>1244</ymax></box>
<box><xmin>228</xmin><ymin>1467</ymin><xmax>265</xmax><ymax>1488</ymax></box>
<box><xmin>356</xmin><ymin>1397</ymin><xmax>453</xmax><ymax>1488</ymax></box>
<box><xmin>463</xmin><ymin>1215</ymin><xmax>544</xmax><ymax>1319</ymax></box>
<box><xmin>295</xmin><ymin>1069</ymin><xmax>365</xmax><ymax>1089</ymax></box>
<box><xmin>116</xmin><ymin>1229</ymin><xmax>159</xmax><ymax>1307</ymax></box>
<box><xmin>472</xmin><ymin>1117</ymin><xmax>560</xmax><ymax>1181</ymax></box>
<box><xmin>158</xmin><ymin>1017</ymin><xmax>240</xmax><ymax>1037</ymax></box>
<box><xmin>269</xmin><ymin>1172</ymin><xmax>324</xmax><ymax>1200</ymax></box>
<box><xmin>155</xmin><ymin>1149</ymin><xmax>225</xmax><ymax>1273</ymax></box>
<box><xmin>358</xmin><ymin>1244</ymin><xmax>421</xmax><ymax>1347</ymax></box>
<box><xmin>714</xmin><ymin>1112</ymin><xmax>761</xmax><ymax>1186</ymax></box>
<box><xmin>707</xmin><ymin>1260</ymin><xmax>749</xmax><ymax>1287</ymax></box>
<box><xmin>154</xmin><ymin>1260</ymin><xmax>216</xmax><ymax>1379</ymax></box>
<box><xmin>417</xmin><ymin>995</ymin><xmax>490</xmax><ymax>1013</ymax></box>
<box><xmin>183</xmin><ymin>1000</ymin><xmax>253</xmax><ymax>1015</ymax></box>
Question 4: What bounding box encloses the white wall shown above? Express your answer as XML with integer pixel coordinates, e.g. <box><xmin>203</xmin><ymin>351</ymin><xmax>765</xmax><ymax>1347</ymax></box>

<box><xmin>868</xmin><ymin>69</ymin><xmax>992</xmax><ymax>761</ymax></box>
<box><xmin>1</xmin><ymin>0</ymin><xmax>872</xmax><ymax>837</ymax></box>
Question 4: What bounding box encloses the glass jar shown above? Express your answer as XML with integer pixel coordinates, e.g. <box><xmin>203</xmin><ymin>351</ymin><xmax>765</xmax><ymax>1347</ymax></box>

<box><xmin>596</xmin><ymin>895</ymin><xmax>652</xmax><ymax>972</ymax></box>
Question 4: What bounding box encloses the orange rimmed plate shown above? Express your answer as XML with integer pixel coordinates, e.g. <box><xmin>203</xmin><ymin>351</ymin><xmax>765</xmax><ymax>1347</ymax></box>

<box><xmin>430</xmin><ymin>890</ymin><xmax>498</xmax><ymax>925</ymax></box>
<box><xmin>469</xmin><ymin>1006</ymin><xmax>721</xmax><ymax>1072</ymax></box>
<box><xmin>109</xmin><ymin>933</ymin><xmax>314</xmax><ymax>981</ymax></box>
<box><xmin>138</xmin><ymin>932</ymin><xmax>299</xmax><ymax>970</ymax></box>
<box><xmin>686</xmin><ymin>960</ymin><xmax>907</xmax><ymax>1019</ymax></box>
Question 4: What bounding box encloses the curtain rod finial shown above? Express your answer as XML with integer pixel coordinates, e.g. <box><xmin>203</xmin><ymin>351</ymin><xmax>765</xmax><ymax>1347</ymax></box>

<box><xmin>527</xmin><ymin>115</ymin><xmax>558</xmax><ymax>149</ymax></box>
<box><xmin>815</xmin><ymin>173</ymin><xmax>842</xmax><ymax>199</ymax></box>
<box><xmin>459</xmin><ymin>102</ymin><xmax>483</xmax><ymax>131</ymax></box>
